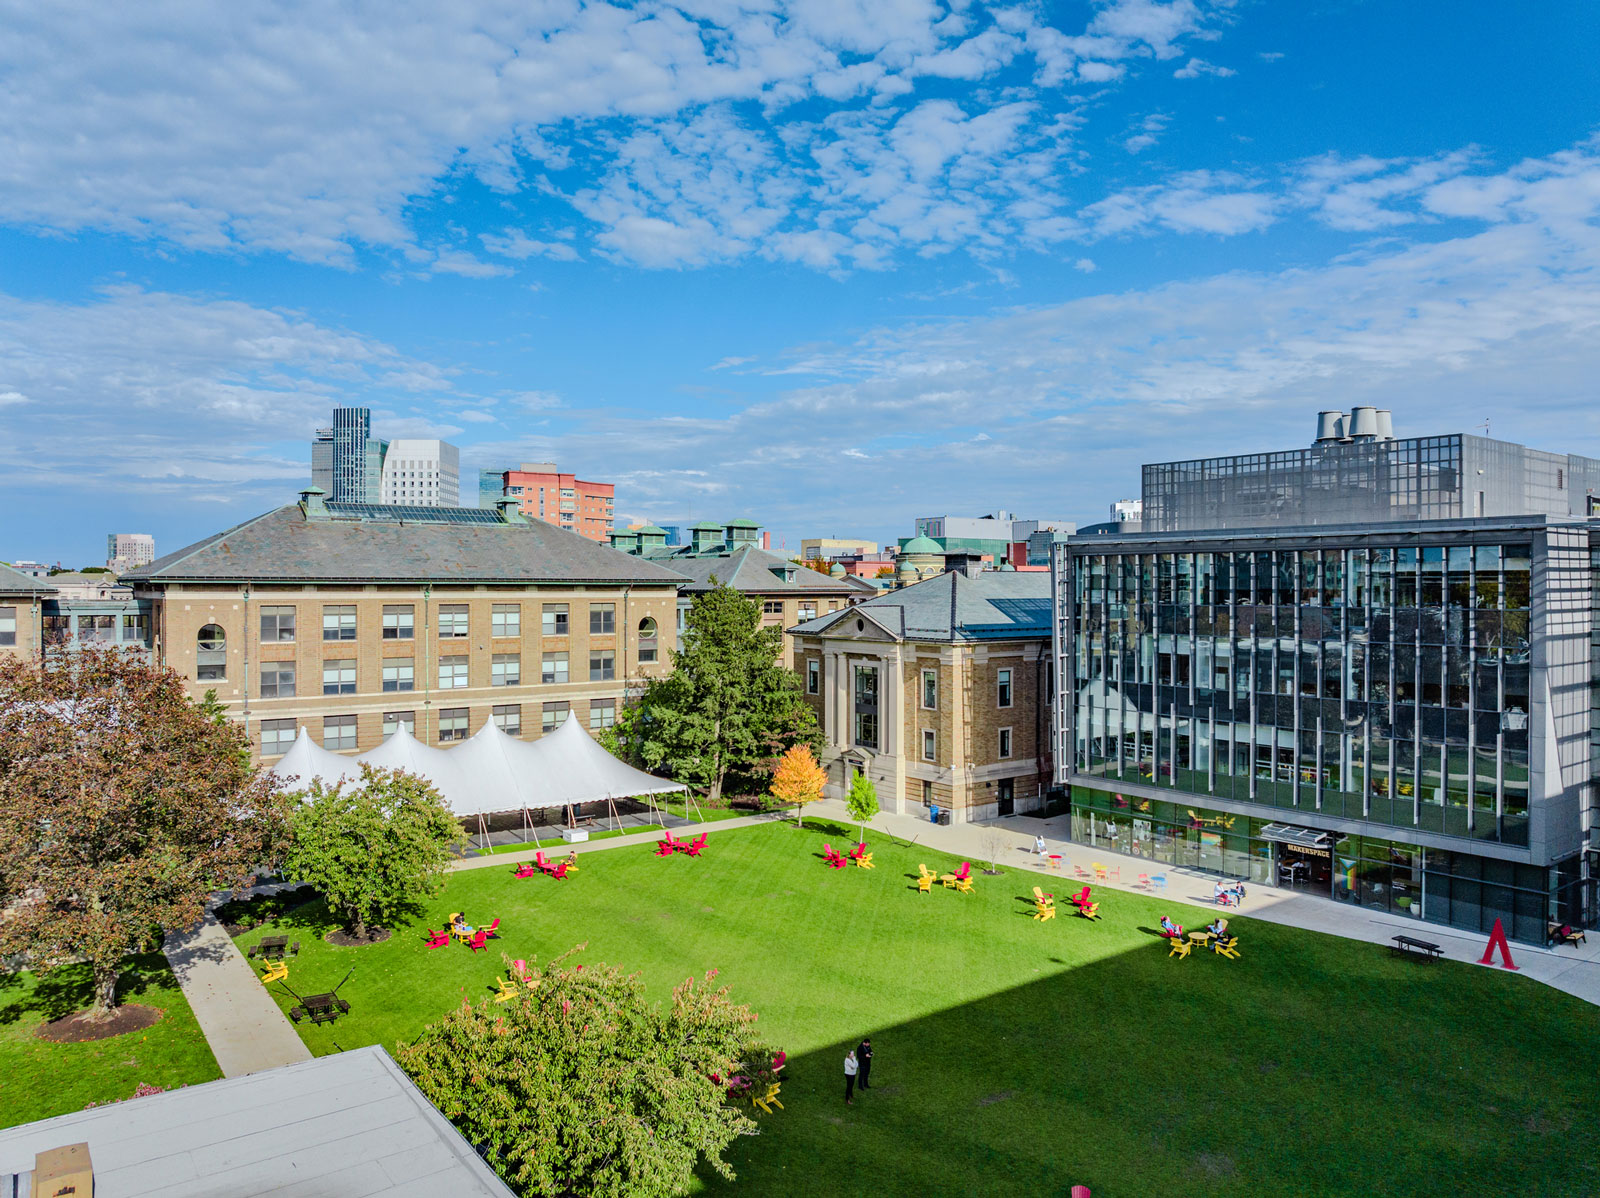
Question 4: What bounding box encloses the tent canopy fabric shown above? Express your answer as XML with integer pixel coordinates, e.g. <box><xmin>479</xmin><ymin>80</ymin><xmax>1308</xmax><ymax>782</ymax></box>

<box><xmin>268</xmin><ymin>716</ymin><xmax>686</xmax><ymax>817</ymax></box>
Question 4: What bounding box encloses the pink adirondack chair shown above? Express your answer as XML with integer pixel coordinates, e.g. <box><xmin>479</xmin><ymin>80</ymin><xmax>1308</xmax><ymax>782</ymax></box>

<box><xmin>952</xmin><ymin>862</ymin><xmax>972</xmax><ymax>884</ymax></box>
<box><xmin>535</xmin><ymin>850</ymin><xmax>553</xmax><ymax>873</ymax></box>
<box><xmin>823</xmin><ymin>843</ymin><xmax>848</xmax><ymax>870</ymax></box>
<box><xmin>467</xmin><ymin>929</ymin><xmax>488</xmax><ymax>953</ymax></box>
<box><xmin>483</xmin><ymin>918</ymin><xmax>501</xmax><ymax>938</ymax></box>
<box><xmin>513</xmin><ymin>863</ymin><xmax>538</xmax><ymax>878</ymax></box>
<box><xmin>772</xmin><ymin>1050</ymin><xmax>787</xmax><ymax>1073</ymax></box>
<box><xmin>686</xmin><ymin>833</ymin><xmax>708</xmax><ymax>857</ymax></box>
<box><xmin>656</xmin><ymin>832</ymin><xmax>680</xmax><ymax>857</ymax></box>
<box><xmin>847</xmin><ymin>842</ymin><xmax>866</xmax><ymax>861</ymax></box>
<box><xmin>424</xmin><ymin>928</ymin><xmax>450</xmax><ymax>949</ymax></box>
<box><xmin>549</xmin><ymin>859</ymin><xmax>573</xmax><ymax>880</ymax></box>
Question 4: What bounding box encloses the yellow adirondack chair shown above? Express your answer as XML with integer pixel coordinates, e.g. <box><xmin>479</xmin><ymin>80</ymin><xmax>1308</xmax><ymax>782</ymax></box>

<box><xmin>855</xmin><ymin>852</ymin><xmax>875</xmax><ymax>870</ymax></box>
<box><xmin>1031</xmin><ymin>886</ymin><xmax>1056</xmax><ymax>921</ymax></box>
<box><xmin>954</xmin><ymin>875</ymin><xmax>974</xmax><ymax>894</ymax></box>
<box><xmin>493</xmin><ymin>976</ymin><xmax>519</xmax><ymax>1004</ymax></box>
<box><xmin>562</xmin><ymin>852</ymin><xmax>580</xmax><ymax>872</ymax></box>
<box><xmin>1214</xmin><ymin>936</ymin><xmax>1241</xmax><ymax>960</ymax></box>
<box><xmin>1078</xmin><ymin>901</ymin><xmax>1101</xmax><ymax>921</ymax></box>
<box><xmin>917</xmin><ymin>864</ymin><xmax>937</xmax><ymax>893</ymax></box>
<box><xmin>1169</xmin><ymin>938</ymin><xmax>1191</xmax><ymax>959</ymax></box>
<box><xmin>260</xmin><ymin>960</ymin><xmax>288</xmax><ymax>984</ymax></box>
<box><xmin>753</xmin><ymin>1082</ymin><xmax>784</xmax><ymax>1114</ymax></box>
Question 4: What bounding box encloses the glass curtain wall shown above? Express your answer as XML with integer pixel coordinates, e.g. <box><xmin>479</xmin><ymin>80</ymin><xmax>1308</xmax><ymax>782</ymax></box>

<box><xmin>1070</xmin><ymin>538</ymin><xmax>1532</xmax><ymax>847</ymax></box>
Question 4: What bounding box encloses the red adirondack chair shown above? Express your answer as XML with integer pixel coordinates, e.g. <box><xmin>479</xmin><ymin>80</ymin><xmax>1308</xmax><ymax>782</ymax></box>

<box><xmin>685</xmin><ymin>833</ymin><xmax>708</xmax><ymax>857</ymax></box>
<box><xmin>535</xmin><ymin>850</ymin><xmax>553</xmax><ymax>873</ymax></box>
<box><xmin>823</xmin><ymin>843</ymin><xmax>848</xmax><ymax>869</ymax></box>
<box><xmin>424</xmin><ymin>928</ymin><xmax>450</xmax><ymax>949</ymax></box>
<box><xmin>1069</xmin><ymin>885</ymin><xmax>1092</xmax><ymax>910</ymax></box>
<box><xmin>483</xmin><ymin>917</ymin><xmax>501</xmax><ymax>938</ymax></box>
<box><xmin>655</xmin><ymin>832</ymin><xmax>680</xmax><ymax>857</ymax></box>
<box><xmin>847</xmin><ymin>842</ymin><xmax>866</xmax><ymax>861</ymax></box>
<box><xmin>772</xmin><ymin>1050</ymin><xmax>787</xmax><ymax>1073</ymax></box>
<box><xmin>549</xmin><ymin>859</ymin><xmax>573</xmax><ymax>880</ymax></box>
<box><xmin>952</xmin><ymin>862</ymin><xmax>972</xmax><ymax>884</ymax></box>
<box><xmin>513</xmin><ymin>863</ymin><xmax>538</xmax><ymax>878</ymax></box>
<box><xmin>467</xmin><ymin>929</ymin><xmax>488</xmax><ymax>953</ymax></box>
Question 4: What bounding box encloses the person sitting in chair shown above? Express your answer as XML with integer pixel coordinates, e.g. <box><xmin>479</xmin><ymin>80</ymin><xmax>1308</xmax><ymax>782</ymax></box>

<box><xmin>1213</xmin><ymin>880</ymin><xmax>1233</xmax><ymax>906</ymax></box>
<box><xmin>1160</xmin><ymin>915</ymin><xmax>1183</xmax><ymax>939</ymax></box>
<box><xmin>1206</xmin><ymin>916</ymin><xmax>1228</xmax><ymax>940</ymax></box>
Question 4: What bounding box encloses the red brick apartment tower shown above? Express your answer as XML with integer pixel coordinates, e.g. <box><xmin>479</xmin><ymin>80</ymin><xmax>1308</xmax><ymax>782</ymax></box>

<box><xmin>503</xmin><ymin>463</ymin><xmax>615</xmax><ymax>543</ymax></box>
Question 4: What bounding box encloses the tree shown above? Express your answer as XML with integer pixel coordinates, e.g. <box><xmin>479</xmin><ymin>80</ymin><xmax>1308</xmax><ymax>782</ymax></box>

<box><xmin>770</xmin><ymin>744</ymin><xmax>827</xmax><ymax>827</ymax></box>
<box><xmin>0</xmin><ymin>649</ymin><xmax>289</xmax><ymax>1016</ymax></box>
<box><xmin>845</xmin><ymin>770</ymin><xmax>879</xmax><ymax>839</ymax></box>
<box><xmin>280</xmin><ymin>765</ymin><xmax>464</xmax><ymax>939</ymax></box>
<box><xmin>399</xmin><ymin>947</ymin><xmax>776</xmax><ymax>1198</ymax></box>
<box><xmin>626</xmin><ymin>582</ymin><xmax>820</xmax><ymax>803</ymax></box>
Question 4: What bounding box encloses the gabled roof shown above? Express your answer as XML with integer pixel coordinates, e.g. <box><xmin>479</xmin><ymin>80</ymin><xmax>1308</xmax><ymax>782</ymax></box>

<box><xmin>663</xmin><ymin>546</ymin><xmax>869</xmax><ymax>595</ymax></box>
<box><xmin>0</xmin><ymin>562</ymin><xmax>56</xmax><ymax>595</ymax></box>
<box><xmin>124</xmin><ymin>503</ymin><xmax>687</xmax><ymax>586</ymax></box>
<box><xmin>789</xmin><ymin>569</ymin><xmax>1049</xmax><ymax>642</ymax></box>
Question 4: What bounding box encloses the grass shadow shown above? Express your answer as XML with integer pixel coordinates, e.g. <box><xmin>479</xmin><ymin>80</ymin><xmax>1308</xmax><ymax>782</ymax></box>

<box><xmin>0</xmin><ymin>954</ymin><xmax>171</xmax><ymax>1025</ymax></box>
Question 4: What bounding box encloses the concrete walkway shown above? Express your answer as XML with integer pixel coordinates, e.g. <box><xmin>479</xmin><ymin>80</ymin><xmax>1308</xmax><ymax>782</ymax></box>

<box><xmin>447</xmin><ymin>811</ymin><xmax>790</xmax><ymax>873</ymax></box>
<box><xmin>162</xmin><ymin>900</ymin><xmax>313</xmax><ymax>1079</ymax></box>
<box><xmin>800</xmin><ymin>797</ymin><xmax>1600</xmax><ymax>1008</ymax></box>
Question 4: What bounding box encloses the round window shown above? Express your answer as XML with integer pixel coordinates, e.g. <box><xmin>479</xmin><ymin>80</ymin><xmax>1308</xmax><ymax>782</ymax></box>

<box><xmin>856</xmin><ymin>619</ymin><xmax>865</xmax><ymax>632</ymax></box>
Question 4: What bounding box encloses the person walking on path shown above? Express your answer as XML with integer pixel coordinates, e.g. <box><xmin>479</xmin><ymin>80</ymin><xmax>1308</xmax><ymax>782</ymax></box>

<box><xmin>856</xmin><ymin>1038</ymin><xmax>873</xmax><ymax>1090</ymax></box>
<box><xmin>844</xmin><ymin>1048</ymin><xmax>859</xmax><ymax>1104</ymax></box>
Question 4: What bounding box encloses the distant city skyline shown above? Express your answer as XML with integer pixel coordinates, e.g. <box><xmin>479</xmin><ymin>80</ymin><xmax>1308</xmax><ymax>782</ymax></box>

<box><xmin>2</xmin><ymin>2</ymin><xmax>1598</xmax><ymax>564</ymax></box>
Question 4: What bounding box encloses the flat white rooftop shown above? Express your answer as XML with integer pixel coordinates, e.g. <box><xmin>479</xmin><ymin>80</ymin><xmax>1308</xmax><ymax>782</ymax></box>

<box><xmin>0</xmin><ymin>1044</ymin><xmax>513</xmax><ymax>1197</ymax></box>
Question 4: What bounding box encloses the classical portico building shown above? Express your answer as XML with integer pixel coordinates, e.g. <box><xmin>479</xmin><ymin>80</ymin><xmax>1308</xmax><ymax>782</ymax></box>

<box><xmin>791</xmin><ymin>570</ymin><xmax>1053</xmax><ymax>823</ymax></box>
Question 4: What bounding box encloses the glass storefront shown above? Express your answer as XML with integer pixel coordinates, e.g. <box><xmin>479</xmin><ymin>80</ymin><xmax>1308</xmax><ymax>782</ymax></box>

<box><xmin>1069</xmin><ymin>785</ymin><xmax>1569</xmax><ymax>941</ymax></box>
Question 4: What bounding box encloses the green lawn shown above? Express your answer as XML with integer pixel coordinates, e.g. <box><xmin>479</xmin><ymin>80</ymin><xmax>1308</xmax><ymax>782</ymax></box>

<box><xmin>242</xmin><ymin>821</ymin><xmax>1596</xmax><ymax>1197</ymax></box>
<box><xmin>0</xmin><ymin>955</ymin><xmax>221</xmax><ymax>1128</ymax></box>
<box><xmin>471</xmin><ymin>802</ymin><xmax>754</xmax><ymax>855</ymax></box>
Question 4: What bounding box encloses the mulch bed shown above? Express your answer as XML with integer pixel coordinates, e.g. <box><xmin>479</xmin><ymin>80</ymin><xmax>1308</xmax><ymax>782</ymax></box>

<box><xmin>36</xmin><ymin>1004</ymin><xmax>164</xmax><ymax>1043</ymax></box>
<box><xmin>325</xmin><ymin>928</ymin><xmax>391</xmax><ymax>947</ymax></box>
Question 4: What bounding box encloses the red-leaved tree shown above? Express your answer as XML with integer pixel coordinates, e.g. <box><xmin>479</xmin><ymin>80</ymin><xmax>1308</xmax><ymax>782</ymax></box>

<box><xmin>0</xmin><ymin>649</ymin><xmax>290</xmax><ymax>1016</ymax></box>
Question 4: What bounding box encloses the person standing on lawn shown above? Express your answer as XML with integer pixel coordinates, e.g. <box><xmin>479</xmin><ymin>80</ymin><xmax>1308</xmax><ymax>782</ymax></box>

<box><xmin>856</xmin><ymin>1038</ymin><xmax>873</xmax><ymax>1090</ymax></box>
<box><xmin>844</xmin><ymin>1048</ymin><xmax>859</xmax><ymax>1104</ymax></box>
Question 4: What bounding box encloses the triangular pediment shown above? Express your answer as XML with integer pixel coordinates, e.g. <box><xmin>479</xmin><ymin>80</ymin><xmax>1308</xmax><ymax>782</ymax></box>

<box><xmin>803</xmin><ymin>605</ymin><xmax>901</xmax><ymax>641</ymax></box>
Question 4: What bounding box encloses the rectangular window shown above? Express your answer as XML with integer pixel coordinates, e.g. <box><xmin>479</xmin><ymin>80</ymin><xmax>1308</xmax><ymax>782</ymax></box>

<box><xmin>541</xmin><ymin>652</ymin><xmax>568</xmax><ymax>684</ymax></box>
<box><xmin>382</xmin><ymin>605</ymin><xmax>414</xmax><ymax>640</ymax></box>
<box><xmin>590</xmin><ymin>699</ymin><xmax>616</xmax><ymax>730</ymax></box>
<box><xmin>323</xmin><ymin>714</ymin><xmax>357</xmax><ymax>751</ymax></box>
<box><xmin>542</xmin><ymin>604</ymin><xmax>569</xmax><ymax>636</ymax></box>
<box><xmin>590</xmin><ymin>650</ymin><xmax>615</xmax><ymax>681</ymax></box>
<box><xmin>439</xmin><ymin>655</ymin><xmax>469</xmax><ymax>688</ymax></box>
<box><xmin>798</xmin><ymin>603</ymin><xmax>816</xmax><ymax>622</ymax></box>
<box><xmin>438</xmin><ymin>707</ymin><xmax>469</xmax><ymax>742</ymax></box>
<box><xmin>492</xmin><ymin>653</ymin><xmax>520</xmax><ymax>686</ymax></box>
<box><xmin>762</xmin><ymin>600</ymin><xmax>784</xmax><ymax>615</ymax></box>
<box><xmin>997</xmin><ymin>667</ymin><xmax>1013</xmax><ymax>709</ymax></box>
<box><xmin>542</xmin><ymin>701</ymin><xmax>570</xmax><ymax>732</ymax></box>
<box><xmin>322</xmin><ymin>659</ymin><xmax>356</xmax><ymax>696</ymax></box>
<box><xmin>921</xmin><ymin>779</ymin><xmax>933</xmax><ymax>807</ymax></box>
<box><xmin>999</xmin><ymin>727</ymin><xmax>1013</xmax><ymax>759</ymax></box>
<box><xmin>589</xmin><ymin>603</ymin><xmax>615</xmax><ymax>635</ymax></box>
<box><xmin>259</xmin><ymin>605</ymin><xmax>296</xmax><ymax>642</ymax></box>
<box><xmin>260</xmin><ymin>661</ymin><xmax>296</xmax><ymax>699</ymax></box>
<box><xmin>492</xmin><ymin>703</ymin><xmax>522</xmax><ymax>736</ymax></box>
<box><xmin>382</xmin><ymin>659</ymin><xmax>415</xmax><ymax>692</ymax></box>
<box><xmin>261</xmin><ymin>717</ymin><xmax>296</xmax><ymax>756</ymax></box>
<box><xmin>923</xmin><ymin>729</ymin><xmax>936</xmax><ymax>761</ymax></box>
<box><xmin>806</xmin><ymin>658</ymin><xmax>820</xmax><ymax>694</ymax></box>
<box><xmin>322</xmin><ymin>605</ymin><xmax>356</xmax><ymax>641</ymax></box>
<box><xmin>0</xmin><ymin>606</ymin><xmax>17</xmax><ymax>646</ymax></box>
<box><xmin>492</xmin><ymin>604</ymin><xmax>521</xmax><ymax>638</ymax></box>
<box><xmin>854</xmin><ymin>664</ymin><xmax>879</xmax><ymax>749</ymax></box>
<box><xmin>121</xmin><ymin>613</ymin><xmax>150</xmax><ymax>644</ymax></box>
<box><xmin>438</xmin><ymin>604</ymin><xmax>469</xmax><ymax>638</ymax></box>
<box><xmin>922</xmin><ymin>669</ymin><xmax>937</xmax><ymax>710</ymax></box>
<box><xmin>382</xmin><ymin>710</ymin><xmax>415</xmax><ymax>738</ymax></box>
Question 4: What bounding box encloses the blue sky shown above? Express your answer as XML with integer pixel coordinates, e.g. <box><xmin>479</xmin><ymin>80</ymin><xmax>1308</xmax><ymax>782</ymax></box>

<box><xmin>2</xmin><ymin>0</ymin><xmax>1598</xmax><ymax>564</ymax></box>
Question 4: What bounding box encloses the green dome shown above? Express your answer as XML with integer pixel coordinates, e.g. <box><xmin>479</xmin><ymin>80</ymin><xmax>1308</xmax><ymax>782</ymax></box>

<box><xmin>901</xmin><ymin>535</ymin><xmax>943</xmax><ymax>555</ymax></box>
<box><xmin>828</xmin><ymin>561</ymin><xmax>846</xmax><ymax>576</ymax></box>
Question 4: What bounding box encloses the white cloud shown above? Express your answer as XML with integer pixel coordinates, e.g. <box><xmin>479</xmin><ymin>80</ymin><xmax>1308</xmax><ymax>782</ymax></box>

<box><xmin>710</xmin><ymin>356</ymin><xmax>755</xmax><ymax>371</ymax></box>
<box><xmin>1173</xmin><ymin>57</ymin><xmax>1235</xmax><ymax>79</ymax></box>
<box><xmin>1074</xmin><ymin>257</ymin><xmax>1098</xmax><ymax>272</ymax></box>
<box><xmin>0</xmin><ymin>389</ymin><xmax>27</xmax><ymax>406</ymax></box>
<box><xmin>1082</xmin><ymin>171</ymin><xmax>1276</xmax><ymax>236</ymax></box>
<box><xmin>0</xmin><ymin>0</ymin><xmax>1232</xmax><ymax>269</ymax></box>
<box><xmin>1124</xmin><ymin>112</ymin><xmax>1169</xmax><ymax>154</ymax></box>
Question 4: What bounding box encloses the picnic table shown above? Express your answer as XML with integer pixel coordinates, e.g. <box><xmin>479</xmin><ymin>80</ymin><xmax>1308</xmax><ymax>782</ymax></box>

<box><xmin>255</xmin><ymin>935</ymin><xmax>289</xmax><ymax>960</ymax></box>
<box><xmin>290</xmin><ymin>992</ymin><xmax>350</xmax><ymax>1025</ymax></box>
<box><xmin>1389</xmin><ymin>934</ymin><xmax>1443</xmax><ymax>961</ymax></box>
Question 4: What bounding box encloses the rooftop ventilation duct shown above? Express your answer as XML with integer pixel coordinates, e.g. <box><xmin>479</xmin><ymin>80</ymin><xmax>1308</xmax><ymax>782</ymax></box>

<box><xmin>1375</xmin><ymin>409</ymin><xmax>1395</xmax><ymax>440</ymax></box>
<box><xmin>1314</xmin><ymin>410</ymin><xmax>1346</xmax><ymax>444</ymax></box>
<box><xmin>1348</xmin><ymin>406</ymin><xmax>1380</xmax><ymax>441</ymax></box>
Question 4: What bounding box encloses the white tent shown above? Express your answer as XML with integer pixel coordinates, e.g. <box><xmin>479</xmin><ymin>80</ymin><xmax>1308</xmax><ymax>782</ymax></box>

<box><xmin>268</xmin><ymin>715</ymin><xmax>691</xmax><ymax>847</ymax></box>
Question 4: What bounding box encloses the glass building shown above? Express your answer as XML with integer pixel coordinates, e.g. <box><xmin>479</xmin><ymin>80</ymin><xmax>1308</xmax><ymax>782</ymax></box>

<box><xmin>1053</xmin><ymin>515</ymin><xmax>1594</xmax><ymax>943</ymax></box>
<box><xmin>1143</xmin><ymin>415</ymin><xmax>1600</xmax><ymax>533</ymax></box>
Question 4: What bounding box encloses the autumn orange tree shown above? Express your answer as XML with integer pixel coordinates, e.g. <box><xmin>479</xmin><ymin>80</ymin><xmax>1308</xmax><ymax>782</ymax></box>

<box><xmin>770</xmin><ymin>743</ymin><xmax>826</xmax><ymax>827</ymax></box>
<box><xmin>0</xmin><ymin>649</ymin><xmax>290</xmax><ymax>1016</ymax></box>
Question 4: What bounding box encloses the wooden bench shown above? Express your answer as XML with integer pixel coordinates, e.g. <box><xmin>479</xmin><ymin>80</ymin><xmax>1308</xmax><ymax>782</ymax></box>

<box><xmin>1390</xmin><ymin>935</ymin><xmax>1443</xmax><ymax>962</ymax></box>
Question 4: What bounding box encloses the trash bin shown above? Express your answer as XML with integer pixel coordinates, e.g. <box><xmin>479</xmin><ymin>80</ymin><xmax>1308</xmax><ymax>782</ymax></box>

<box><xmin>929</xmin><ymin>805</ymin><xmax>940</xmax><ymax>824</ymax></box>
<box><xmin>937</xmin><ymin>810</ymin><xmax>952</xmax><ymax>827</ymax></box>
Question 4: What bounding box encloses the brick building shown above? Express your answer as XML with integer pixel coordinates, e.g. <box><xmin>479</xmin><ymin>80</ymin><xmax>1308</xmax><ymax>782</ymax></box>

<box><xmin>485</xmin><ymin>463</ymin><xmax>615</xmax><ymax>543</ymax></box>
<box><xmin>121</xmin><ymin>490</ymin><xmax>680</xmax><ymax>762</ymax></box>
<box><xmin>791</xmin><ymin>570</ymin><xmax>1053</xmax><ymax>822</ymax></box>
<box><xmin>0</xmin><ymin>562</ymin><xmax>53</xmax><ymax>662</ymax></box>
